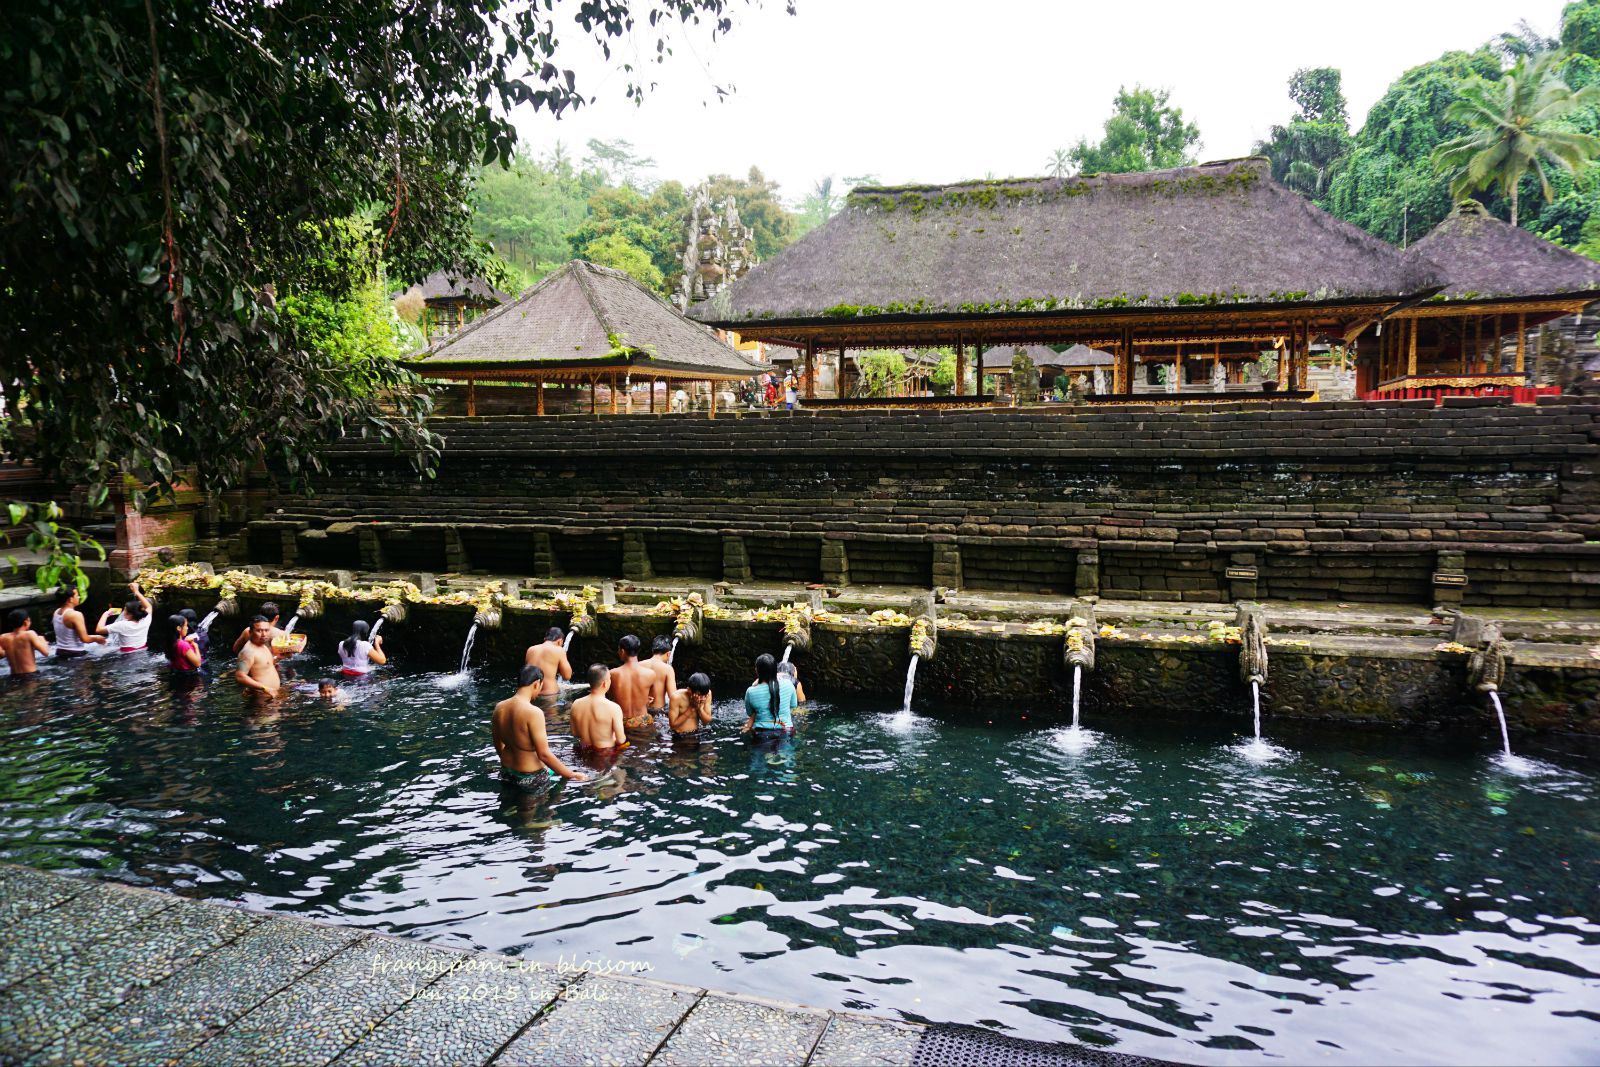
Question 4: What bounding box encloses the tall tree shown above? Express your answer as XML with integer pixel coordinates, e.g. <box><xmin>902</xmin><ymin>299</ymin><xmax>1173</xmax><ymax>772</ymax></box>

<box><xmin>1432</xmin><ymin>50</ymin><xmax>1600</xmax><ymax>225</ymax></box>
<box><xmin>0</xmin><ymin>0</ymin><xmax>784</xmax><ymax>584</ymax></box>
<box><xmin>585</xmin><ymin>138</ymin><xmax>658</xmax><ymax>190</ymax></box>
<box><xmin>1046</xmin><ymin>149</ymin><xmax>1071</xmax><ymax>179</ymax></box>
<box><xmin>1324</xmin><ymin>47</ymin><xmax>1504</xmax><ymax>244</ymax></box>
<box><xmin>1255</xmin><ymin>68</ymin><xmax>1353</xmax><ymax>201</ymax></box>
<box><xmin>1068</xmin><ymin>86</ymin><xmax>1201</xmax><ymax>174</ymax></box>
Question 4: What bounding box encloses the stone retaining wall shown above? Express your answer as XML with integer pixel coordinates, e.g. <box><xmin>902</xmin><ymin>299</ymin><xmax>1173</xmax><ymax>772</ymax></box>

<box><xmin>243</xmin><ymin>401</ymin><xmax>1600</xmax><ymax>608</ymax></box>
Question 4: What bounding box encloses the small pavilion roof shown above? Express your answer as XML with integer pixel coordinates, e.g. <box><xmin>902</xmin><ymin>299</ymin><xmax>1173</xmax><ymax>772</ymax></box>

<box><xmin>412</xmin><ymin>260</ymin><xmax>764</xmax><ymax>381</ymax></box>
<box><xmin>691</xmin><ymin>158</ymin><xmax>1443</xmax><ymax>327</ymax></box>
<box><xmin>1404</xmin><ymin>205</ymin><xmax>1600</xmax><ymax>302</ymax></box>
<box><xmin>982</xmin><ymin>344</ymin><xmax>1113</xmax><ymax>370</ymax></box>
<box><xmin>403</xmin><ymin>270</ymin><xmax>510</xmax><ymax>306</ymax></box>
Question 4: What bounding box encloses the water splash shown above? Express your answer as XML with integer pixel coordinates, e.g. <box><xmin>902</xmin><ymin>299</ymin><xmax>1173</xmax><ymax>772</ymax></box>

<box><xmin>369</xmin><ymin>618</ymin><xmax>383</xmax><ymax>639</ymax></box>
<box><xmin>282</xmin><ymin>614</ymin><xmax>300</xmax><ymax>635</ymax></box>
<box><xmin>781</xmin><ymin>643</ymin><xmax>793</xmax><ymax>665</ymax></box>
<box><xmin>562</xmin><ymin>628</ymin><xmax>575</xmax><ymax>652</ymax></box>
<box><xmin>1056</xmin><ymin>664</ymin><xmax>1098</xmax><ymax>751</ymax></box>
<box><xmin>669</xmin><ymin>636</ymin><xmax>680</xmax><ymax>664</ymax></box>
<box><xmin>1252</xmin><ymin>679</ymin><xmax>1262</xmax><ymax>740</ymax></box>
<box><xmin>436</xmin><ymin>622</ymin><xmax>479</xmax><ymax>690</ymax></box>
<box><xmin>1231</xmin><ymin>679</ymin><xmax>1287</xmax><ymax>763</ymax></box>
<box><xmin>901</xmin><ymin>653</ymin><xmax>919</xmax><ymax>713</ymax></box>
<box><xmin>198</xmin><ymin>610</ymin><xmax>218</xmax><ymax>633</ymax></box>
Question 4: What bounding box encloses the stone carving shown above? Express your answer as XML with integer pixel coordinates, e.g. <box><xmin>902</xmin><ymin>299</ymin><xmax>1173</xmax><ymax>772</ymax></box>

<box><xmin>1064</xmin><ymin>600</ymin><xmax>1097</xmax><ymax>672</ymax></box>
<box><xmin>673</xmin><ymin>186</ymin><xmax>759</xmax><ymax>311</ymax></box>
<box><xmin>1238</xmin><ymin>604</ymin><xmax>1269</xmax><ymax>685</ymax></box>
<box><xmin>1467</xmin><ymin>620</ymin><xmax>1510</xmax><ymax>692</ymax></box>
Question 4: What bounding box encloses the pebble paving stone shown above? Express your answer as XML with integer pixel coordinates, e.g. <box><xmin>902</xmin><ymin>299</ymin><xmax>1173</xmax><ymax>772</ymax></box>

<box><xmin>0</xmin><ymin>865</ymin><xmax>92</xmax><ymax>928</ymax></box>
<box><xmin>0</xmin><ymin>891</ymin><xmax>261</xmax><ymax>1058</ymax></box>
<box><xmin>652</xmin><ymin>992</ymin><xmax>830</xmax><ymax>1067</ymax></box>
<box><xmin>179</xmin><ymin>933</ymin><xmax>447</xmax><ymax>1067</ymax></box>
<box><xmin>809</xmin><ymin>1014</ymin><xmax>924</xmax><ymax>1067</ymax></box>
<box><xmin>493</xmin><ymin>973</ymin><xmax>703</xmax><ymax>1066</ymax></box>
<box><xmin>0</xmin><ymin>881</ymin><xmax>175</xmax><ymax>994</ymax></box>
<box><xmin>35</xmin><ymin>916</ymin><xmax>362</xmax><ymax>1066</ymax></box>
<box><xmin>334</xmin><ymin>948</ymin><xmax>568</xmax><ymax>1067</ymax></box>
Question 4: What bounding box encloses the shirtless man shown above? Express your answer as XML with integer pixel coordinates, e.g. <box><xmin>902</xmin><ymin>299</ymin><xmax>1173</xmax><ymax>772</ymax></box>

<box><xmin>1</xmin><ymin>609</ymin><xmax>49</xmax><ymax>675</ymax></box>
<box><xmin>640</xmin><ymin>635</ymin><xmax>677</xmax><ymax>716</ymax></box>
<box><xmin>234</xmin><ymin>615</ymin><xmax>280</xmax><ymax>697</ymax></box>
<box><xmin>570</xmin><ymin>664</ymin><xmax>628</xmax><ymax>757</ymax></box>
<box><xmin>52</xmin><ymin>588</ymin><xmax>104</xmax><ymax>659</ymax></box>
<box><xmin>231</xmin><ymin>602</ymin><xmax>285</xmax><ymax>656</ymax></box>
<box><xmin>523</xmin><ymin>627</ymin><xmax>573</xmax><ymax>701</ymax></box>
<box><xmin>491</xmin><ymin>664</ymin><xmax>586</xmax><ymax>790</ymax></box>
<box><xmin>668</xmin><ymin>672</ymin><xmax>714</xmax><ymax>747</ymax></box>
<box><xmin>609</xmin><ymin>634</ymin><xmax>655</xmax><ymax>736</ymax></box>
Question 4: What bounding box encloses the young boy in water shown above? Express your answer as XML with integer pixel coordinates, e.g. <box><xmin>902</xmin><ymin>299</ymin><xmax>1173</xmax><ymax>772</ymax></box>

<box><xmin>492</xmin><ymin>664</ymin><xmax>586</xmax><ymax>791</ymax></box>
<box><xmin>570</xmin><ymin>663</ymin><xmax>628</xmax><ymax>758</ymax></box>
<box><xmin>641</xmin><ymin>634</ymin><xmax>677</xmax><ymax>715</ymax></box>
<box><xmin>0</xmin><ymin>609</ymin><xmax>49</xmax><ymax>675</ymax></box>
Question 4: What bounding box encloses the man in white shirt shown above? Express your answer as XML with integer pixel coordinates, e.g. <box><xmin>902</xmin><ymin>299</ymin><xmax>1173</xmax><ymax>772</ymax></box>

<box><xmin>96</xmin><ymin>582</ymin><xmax>153</xmax><ymax>652</ymax></box>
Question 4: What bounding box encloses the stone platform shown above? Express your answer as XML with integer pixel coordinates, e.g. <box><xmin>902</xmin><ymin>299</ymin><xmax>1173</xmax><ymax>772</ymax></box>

<box><xmin>0</xmin><ymin>865</ymin><xmax>1171</xmax><ymax>1067</ymax></box>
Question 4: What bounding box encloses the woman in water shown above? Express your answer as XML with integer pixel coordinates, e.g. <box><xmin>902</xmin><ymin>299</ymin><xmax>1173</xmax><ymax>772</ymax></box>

<box><xmin>337</xmin><ymin>620</ymin><xmax>387</xmax><ymax>677</ymax></box>
<box><xmin>168</xmin><ymin>614</ymin><xmax>202</xmax><ymax>674</ymax></box>
<box><xmin>742</xmin><ymin>653</ymin><xmax>796</xmax><ymax>738</ymax></box>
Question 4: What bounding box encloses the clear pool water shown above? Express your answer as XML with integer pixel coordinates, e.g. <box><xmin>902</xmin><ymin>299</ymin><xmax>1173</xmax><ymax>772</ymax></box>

<box><xmin>1</xmin><ymin>649</ymin><xmax>1597</xmax><ymax>1065</ymax></box>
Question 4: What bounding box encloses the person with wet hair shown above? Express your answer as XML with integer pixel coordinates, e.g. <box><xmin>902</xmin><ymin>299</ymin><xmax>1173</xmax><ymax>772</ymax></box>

<box><xmin>668</xmin><ymin>672</ymin><xmax>714</xmax><ymax>747</ymax></box>
<box><xmin>1</xmin><ymin>608</ymin><xmax>49</xmax><ymax>675</ymax></box>
<box><xmin>609</xmin><ymin>634</ymin><xmax>654</xmax><ymax>737</ymax></box>
<box><xmin>337</xmin><ymin>619</ymin><xmax>387</xmax><ymax>677</ymax></box>
<box><xmin>167</xmin><ymin>614</ymin><xmax>201</xmax><ymax>673</ymax></box>
<box><xmin>235</xmin><ymin>615</ymin><xmax>280</xmax><ymax>697</ymax></box>
<box><xmin>640</xmin><ymin>634</ymin><xmax>677</xmax><ymax>716</ymax></box>
<box><xmin>52</xmin><ymin>587</ymin><xmax>103</xmax><ymax>659</ymax></box>
<box><xmin>742</xmin><ymin>653</ymin><xmax>796</xmax><ymax>737</ymax></box>
<box><xmin>492</xmin><ymin>663</ymin><xmax>587</xmax><ymax>791</ymax></box>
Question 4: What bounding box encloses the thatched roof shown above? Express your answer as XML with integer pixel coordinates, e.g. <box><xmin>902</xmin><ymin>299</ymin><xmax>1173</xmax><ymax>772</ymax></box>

<box><xmin>412</xmin><ymin>261</ymin><xmax>764</xmax><ymax>380</ymax></box>
<box><xmin>982</xmin><ymin>344</ymin><xmax>1112</xmax><ymax>370</ymax></box>
<box><xmin>691</xmin><ymin>158</ymin><xmax>1442</xmax><ymax>325</ymax></box>
<box><xmin>404</xmin><ymin>270</ymin><xmax>509</xmax><ymax>306</ymax></box>
<box><xmin>1405</xmin><ymin>205</ymin><xmax>1600</xmax><ymax>302</ymax></box>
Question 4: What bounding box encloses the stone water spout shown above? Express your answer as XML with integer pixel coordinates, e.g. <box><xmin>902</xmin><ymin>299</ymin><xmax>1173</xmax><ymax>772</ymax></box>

<box><xmin>1464</xmin><ymin>618</ymin><xmax>1510</xmax><ymax>694</ymax></box>
<box><xmin>381</xmin><ymin>600</ymin><xmax>408</xmax><ymax>625</ymax></box>
<box><xmin>909</xmin><ymin>615</ymin><xmax>938</xmax><ymax>662</ymax></box>
<box><xmin>1237</xmin><ymin>604</ymin><xmax>1269</xmax><ymax>686</ymax></box>
<box><xmin>1062</xmin><ymin>600</ymin><xmax>1097</xmax><ymax>673</ymax></box>
<box><xmin>672</xmin><ymin>593</ymin><xmax>706</xmax><ymax>648</ymax></box>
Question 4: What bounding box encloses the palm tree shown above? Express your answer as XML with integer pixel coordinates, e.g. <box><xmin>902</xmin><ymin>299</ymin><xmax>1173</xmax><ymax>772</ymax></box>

<box><xmin>1432</xmin><ymin>51</ymin><xmax>1600</xmax><ymax>226</ymax></box>
<box><xmin>1046</xmin><ymin>148</ymin><xmax>1071</xmax><ymax>179</ymax></box>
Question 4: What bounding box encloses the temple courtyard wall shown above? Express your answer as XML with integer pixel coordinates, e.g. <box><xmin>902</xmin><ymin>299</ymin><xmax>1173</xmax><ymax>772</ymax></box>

<box><xmin>236</xmin><ymin>399</ymin><xmax>1600</xmax><ymax>611</ymax></box>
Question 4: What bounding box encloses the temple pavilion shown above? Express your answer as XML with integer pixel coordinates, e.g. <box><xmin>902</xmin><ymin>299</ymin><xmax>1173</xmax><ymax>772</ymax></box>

<box><xmin>401</xmin><ymin>270</ymin><xmax>509</xmax><ymax>341</ymax></box>
<box><xmin>1369</xmin><ymin>203</ymin><xmax>1600</xmax><ymax>399</ymax></box>
<box><xmin>688</xmin><ymin>157</ymin><xmax>1600</xmax><ymax>406</ymax></box>
<box><xmin>410</xmin><ymin>260</ymin><xmax>764</xmax><ymax>415</ymax></box>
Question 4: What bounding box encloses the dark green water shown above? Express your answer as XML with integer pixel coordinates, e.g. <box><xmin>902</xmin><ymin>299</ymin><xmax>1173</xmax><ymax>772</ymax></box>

<box><xmin>1</xmin><ymin>647</ymin><xmax>1597</xmax><ymax>1065</ymax></box>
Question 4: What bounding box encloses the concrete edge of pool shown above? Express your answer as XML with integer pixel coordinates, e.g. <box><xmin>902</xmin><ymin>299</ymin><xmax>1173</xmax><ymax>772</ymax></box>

<box><xmin>0</xmin><ymin>864</ymin><xmax>1186</xmax><ymax>1067</ymax></box>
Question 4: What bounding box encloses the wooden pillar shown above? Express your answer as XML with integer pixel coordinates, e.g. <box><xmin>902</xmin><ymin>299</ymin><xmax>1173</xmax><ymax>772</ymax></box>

<box><xmin>608</xmin><ymin>372</ymin><xmax>619</xmax><ymax>415</ymax></box>
<box><xmin>1515</xmin><ymin>313</ymin><xmax>1527</xmax><ymax>376</ymax></box>
<box><xmin>956</xmin><ymin>342</ymin><xmax>966</xmax><ymax>398</ymax></box>
<box><xmin>708</xmin><ymin>380</ymin><xmax>718</xmax><ymax>420</ymax></box>
<box><xmin>649</xmin><ymin>377</ymin><xmax>656</xmax><ymax>413</ymax></box>
<box><xmin>1299</xmin><ymin>320</ymin><xmax>1311</xmax><ymax>391</ymax></box>
<box><xmin>536</xmin><ymin>377</ymin><xmax>545</xmax><ymax>416</ymax></box>
<box><xmin>974</xmin><ymin>344</ymin><xmax>984</xmax><ymax>395</ymax></box>
<box><xmin>1473</xmin><ymin>316</ymin><xmax>1483</xmax><ymax>375</ymax></box>
<box><xmin>805</xmin><ymin>342</ymin><xmax>816</xmax><ymax>400</ymax></box>
<box><xmin>589</xmin><ymin>376</ymin><xmax>597</xmax><ymax>415</ymax></box>
<box><xmin>466</xmin><ymin>378</ymin><xmax>477</xmax><ymax>417</ymax></box>
<box><xmin>1407</xmin><ymin>317</ymin><xmax>1418</xmax><ymax>378</ymax></box>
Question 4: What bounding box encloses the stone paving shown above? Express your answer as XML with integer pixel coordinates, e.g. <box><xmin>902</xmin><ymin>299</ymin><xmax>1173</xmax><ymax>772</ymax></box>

<box><xmin>0</xmin><ymin>865</ymin><xmax>933</xmax><ymax>1067</ymax></box>
<box><xmin>0</xmin><ymin>864</ymin><xmax>1177</xmax><ymax>1067</ymax></box>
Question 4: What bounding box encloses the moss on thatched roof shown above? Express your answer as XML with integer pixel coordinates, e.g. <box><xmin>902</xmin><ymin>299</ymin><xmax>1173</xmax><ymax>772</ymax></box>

<box><xmin>690</xmin><ymin>158</ymin><xmax>1442</xmax><ymax>325</ymax></box>
<box><xmin>1405</xmin><ymin>205</ymin><xmax>1600</xmax><ymax>302</ymax></box>
<box><xmin>412</xmin><ymin>261</ymin><xmax>764</xmax><ymax>379</ymax></box>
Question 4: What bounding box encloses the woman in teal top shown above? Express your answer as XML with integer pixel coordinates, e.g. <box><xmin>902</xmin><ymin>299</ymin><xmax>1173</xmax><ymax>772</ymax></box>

<box><xmin>743</xmin><ymin>653</ymin><xmax>796</xmax><ymax>735</ymax></box>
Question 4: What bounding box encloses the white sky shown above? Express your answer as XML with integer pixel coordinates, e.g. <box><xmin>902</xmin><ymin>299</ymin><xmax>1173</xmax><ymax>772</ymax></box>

<box><xmin>512</xmin><ymin>0</ymin><xmax>1566</xmax><ymax>203</ymax></box>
